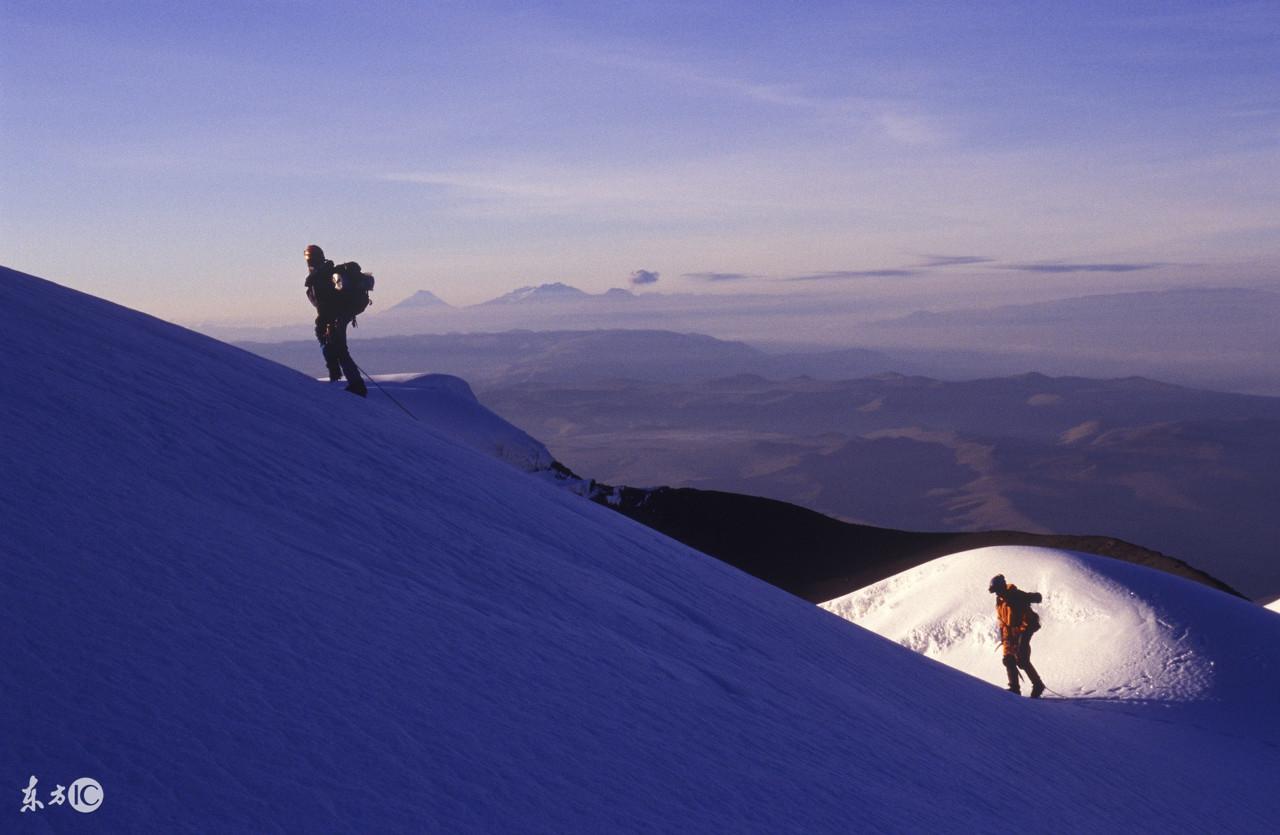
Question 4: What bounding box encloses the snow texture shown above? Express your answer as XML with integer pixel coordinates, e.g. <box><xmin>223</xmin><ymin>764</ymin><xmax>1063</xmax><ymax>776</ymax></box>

<box><xmin>3</xmin><ymin>265</ymin><xmax>1279</xmax><ymax>832</ymax></box>
<box><xmin>359</xmin><ymin>372</ymin><xmax>556</xmax><ymax>474</ymax></box>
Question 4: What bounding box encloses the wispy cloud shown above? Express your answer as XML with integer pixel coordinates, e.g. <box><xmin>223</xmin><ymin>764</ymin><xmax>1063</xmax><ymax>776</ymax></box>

<box><xmin>682</xmin><ymin>272</ymin><xmax>756</xmax><ymax>282</ymax></box>
<box><xmin>630</xmin><ymin>269</ymin><xmax>660</xmax><ymax>286</ymax></box>
<box><xmin>1005</xmin><ymin>262</ymin><xmax>1164</xmax><ymax>274</ymax></box>
<box><xmin>916</xmin><ymin>255</ymin><xmax>996</xmax><ymax>268</ymax></box>
<box><xmin>782</xmin><ymin>269</ymin><xmax>918</xmax><ymax>282</ymax></box>
<box><xmin>377</xmin><ymin>159</ymin><xmax>812</xmax><ymax>221</ymax></box>
<box><xmin>378</xmin><ymin>171</ymin><xmax>567</xmax><ymax>201</ymax></box>
<box><xmin>553</xmin><ymin>46</ymin><xmax>948</xmax><ymax>147</ymax></box>
<box><xmin>685</xmin><ymin>257</ymin><xmax>990</xmax><ymax>285</ymax></box>
<box><xmin>875</xmin><ymin>113</ymin><xmax>948</xmax><ymax>147</ymax></box>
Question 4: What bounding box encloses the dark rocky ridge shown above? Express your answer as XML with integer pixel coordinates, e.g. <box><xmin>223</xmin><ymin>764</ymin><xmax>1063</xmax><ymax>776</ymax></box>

<box><xmin>594</xmin><ymin>485</ymin><xmax>1243</xmax><ymax>603</ymax></box>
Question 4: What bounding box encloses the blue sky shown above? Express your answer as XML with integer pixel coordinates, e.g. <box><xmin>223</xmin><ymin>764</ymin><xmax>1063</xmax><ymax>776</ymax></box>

<box><xmin>2</xmin><ymin>1</ymin><xmax>1278</xmax><ymax>322</ymax></box>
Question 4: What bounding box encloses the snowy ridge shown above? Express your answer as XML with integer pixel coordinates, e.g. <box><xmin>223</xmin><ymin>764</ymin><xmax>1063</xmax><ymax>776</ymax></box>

<box><xmin>823</xmin><ymin>546</ymin><xmax>1278</xmax><ymax>710</ymax></box>
<box><xmin>3</xmin><ymin>265</ymin><xmax>1279</xmax><ymax>831</ymax></box>
<box><xmin>362</xmin><ymin>373</ymin><xmax>556</xmax><ymax>473</ymax></box>
<box><xmin>358</xmin><ymin>373</ymin><xmax>615</xmax><ymax>500</ymax></box>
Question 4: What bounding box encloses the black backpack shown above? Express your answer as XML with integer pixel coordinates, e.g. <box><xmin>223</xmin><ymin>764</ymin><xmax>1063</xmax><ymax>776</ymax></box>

<box><xmin>331</xmin><ymin>261</ymin><xmax>375</xmax><ymax>319</ymax></box>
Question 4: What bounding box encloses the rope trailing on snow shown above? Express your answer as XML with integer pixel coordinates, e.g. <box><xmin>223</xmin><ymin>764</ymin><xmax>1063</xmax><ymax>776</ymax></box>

<box><xmin>351</xmin><ymin>362</ymin><xmax>418</xmax><ymax>421</ymax></box>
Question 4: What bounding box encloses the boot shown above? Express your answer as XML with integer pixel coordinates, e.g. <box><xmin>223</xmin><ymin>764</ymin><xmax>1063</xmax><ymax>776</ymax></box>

<box><xmin>1023</xmin><ymin>659</ymin><xmax>1045</xmax><ymax>698</ymax></box>
<box><xmin>1003</xmin><ymin>656</ymin><xmax>1020</xmax><ymax>695</ymax></box>
<box><xmin>335</xmin><ymin>347</ymin><xmax>364</xmax><ymax>397</ymax></box>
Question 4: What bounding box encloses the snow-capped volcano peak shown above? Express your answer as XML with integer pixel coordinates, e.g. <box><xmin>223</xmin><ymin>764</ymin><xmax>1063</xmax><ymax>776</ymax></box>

<box><xmin>480</xmin><ymin>282</ymin><xmax>589</xmax><ymax>305</ymax></box>
<box><xmin>386</xmin><ymin>289</ymin><xmax>452</xmax><ymax>311</ymax></box>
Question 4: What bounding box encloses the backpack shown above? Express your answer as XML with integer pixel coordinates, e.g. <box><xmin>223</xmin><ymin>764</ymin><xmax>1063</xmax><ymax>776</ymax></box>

<box><xmin>331</xmin><ymin>261</ymin><xmax>375</xmax><ymax>319</ymax></box>
<box><xmin>999</xmin><ymin>586</ymin><xmax>1042</xmax><ymax>635</ymax></box>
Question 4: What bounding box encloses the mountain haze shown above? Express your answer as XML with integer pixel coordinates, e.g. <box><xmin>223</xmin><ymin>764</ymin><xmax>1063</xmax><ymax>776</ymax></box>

<box><xmin>240</xmin><ymin>329</ymin><xmax>904</xmax><ymax>386</ymax></box>
<box><xmin>213</xmin><ymin>283</ymin><xmax>1280</xmax><ymax>395</ymax></box>
<box><xmin>477</xmin><ymin>371</ymin><xmax>1280</xmax><ymax>598</ymax></box>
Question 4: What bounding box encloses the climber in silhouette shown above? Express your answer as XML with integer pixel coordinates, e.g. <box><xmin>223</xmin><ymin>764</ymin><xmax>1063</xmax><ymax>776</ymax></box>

<box><xmin>989</xmin><ymin>574</ymin><xmax>1046</xmax><ymax>697</ymax></box>
<box><xmin>303</xmin><ymin>244</ymin><xmax>367</xmax><ymax>397</ymax></box>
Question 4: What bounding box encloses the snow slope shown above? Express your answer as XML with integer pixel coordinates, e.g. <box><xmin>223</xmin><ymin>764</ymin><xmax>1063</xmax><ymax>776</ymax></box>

<box><xmin>360</xmin><ymin>373</ymin><xmax>556</xmax><ymax>474</ymax></box>
<box><xmin>3</xmin><ymin>265</ymin><xmax>1279</xmax><ymax>831</ymax></box>
<box><xmin>822</xmin><ymin>547</ymin><xmax>1279</xmax><ymax>717</ymax></box>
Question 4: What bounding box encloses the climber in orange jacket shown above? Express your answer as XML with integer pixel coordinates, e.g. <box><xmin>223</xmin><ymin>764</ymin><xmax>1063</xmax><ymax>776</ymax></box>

<box><xmin>990</xmin><ymin>574</ymin><xmax>1046</xmax><ymax>698</ymax></box>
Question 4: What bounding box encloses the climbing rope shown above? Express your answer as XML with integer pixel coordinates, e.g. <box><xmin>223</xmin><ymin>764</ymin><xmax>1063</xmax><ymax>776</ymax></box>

<box><xmin>351</xmin><ymin>362</ymin><xmax>418</xmax><ymax>421</ymax></box>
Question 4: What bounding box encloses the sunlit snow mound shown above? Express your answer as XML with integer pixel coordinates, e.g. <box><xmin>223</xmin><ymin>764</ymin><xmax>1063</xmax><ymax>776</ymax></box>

<box><xmin>823</xmin><ymin>546</ymin><xmax>1279</xmax><ymax>708</ymax></box>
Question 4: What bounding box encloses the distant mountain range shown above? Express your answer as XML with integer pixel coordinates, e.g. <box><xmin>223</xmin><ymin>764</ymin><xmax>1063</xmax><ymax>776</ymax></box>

<box><xmin>385</xmin><ymin>282</ymin><xmax>638</xmax><ymax>309</ymax></box>
<box><xmin>880</xmin><ymin>286</ymin><xmax>1280</xmax><ymax>330</ymax></box>
<box><xmin>215</xmin><ymin>284</ymin><xmax>1280</xmax><ymax>395</ymax></box>
<box><xmin>855</xmin><ymin>286</ymin><xmax>1280</xmax><ymax>395</ymax></box>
